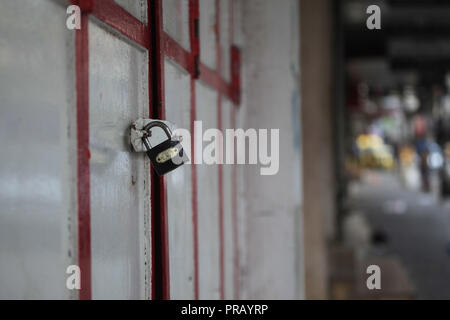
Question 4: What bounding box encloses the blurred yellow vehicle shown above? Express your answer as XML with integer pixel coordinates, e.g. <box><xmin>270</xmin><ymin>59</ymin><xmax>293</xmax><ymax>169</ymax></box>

<box><xmin>356</xmin><ymin>134</ymin><xmax>395</xmax><ymax>170</ymax></box>
<box><xmin>399</xmin><ymin>145</ymin><xmax>416</xmax><ymax>167</ymax></box>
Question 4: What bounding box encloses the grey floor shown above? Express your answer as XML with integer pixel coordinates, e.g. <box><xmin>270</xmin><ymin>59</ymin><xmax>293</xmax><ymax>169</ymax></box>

<box><xmin>351</xmin><ymin>170</ymin><xmax>450</xmax><ymax>299</ymax></box>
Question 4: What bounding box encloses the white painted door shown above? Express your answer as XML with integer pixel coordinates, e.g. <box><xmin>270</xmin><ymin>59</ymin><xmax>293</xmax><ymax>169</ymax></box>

<box><xmin>0</xmin><ymin>0</ymin><xmax>242</xmax><ymax>300</ymax></box>
<box><xmin>160</xmin><ymin>0</ymin><xmax>242</xmax><ymax>300</ymax></box>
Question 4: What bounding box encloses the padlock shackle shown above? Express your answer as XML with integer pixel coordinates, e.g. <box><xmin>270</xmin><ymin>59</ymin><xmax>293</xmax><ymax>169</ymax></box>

<box><xmin>143</xmin><ymin>121</ymin><xmax>173</xmax><ymax>137</ymax></box>
<box><xmin>142</xmin><ymin>121</ymin><xmax>173</xmax><ymax>150</ymax></box>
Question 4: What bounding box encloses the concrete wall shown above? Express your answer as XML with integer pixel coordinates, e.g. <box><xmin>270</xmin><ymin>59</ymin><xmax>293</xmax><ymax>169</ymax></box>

<box><xmin>300</xmin><ymin>0</ymin><xmax>335</xmax><ymax>299</ymax></box>
<box><xmin>237</xmin><ymin>0</ymin><xmax>304</xmax><ymax>299</ymax></box>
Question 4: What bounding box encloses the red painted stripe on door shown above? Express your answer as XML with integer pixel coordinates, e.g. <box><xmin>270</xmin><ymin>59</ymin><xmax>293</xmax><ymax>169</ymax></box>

<box><xmin>91</xmin><ymin>0</ymin><xmax>150</xmax><ymax>49</ymax></box>
<box><xmin>189</xmin><ymin>0</ymin><xmax>200</xmax><ymax>79</ymax></box>
<box><xmin>147</xmin><ymin>0</ymin><xmax>155</xmax><ymax>300</ymax></box>
<box><xmin>198</xmin><ymin>63</ymin><xmax>231</xmax><ymax>101</ymax></box>
<box><xmin>162</xmin><ymin>32</ymin><xmax>193</xmax><ymax>74</ymax></box>
<box><xmin>230</xmin><ymin>46</ymin><xmax>241</xmax><ymax>105</ymax></box>
<box><xmin>229</xmin><ymin>0</ymin><xmax>239</xmax><ymax>300</ymax></box>
<box><xmin>231</xmin><ymin>104</ymin><xmax>239</xmax><ymax>299</ymax></box>
<box><xmin>216</xmin><ymin>0</ymin><xmax>225</xmax><ymax>300</ymax></box>
<box><xmin>160</xmin><ymin>33</ymin><xmax>233</xmax><ymax>100</ymax></box>
<box><xmin>75</xmin><ymin>12</ymin><xmax>92</xmax><ymax>300</ymax></box>
<box><xmin>217</xmin><ymin>92</ymin><xmax>225</xmax><ymax>300</ymax></box>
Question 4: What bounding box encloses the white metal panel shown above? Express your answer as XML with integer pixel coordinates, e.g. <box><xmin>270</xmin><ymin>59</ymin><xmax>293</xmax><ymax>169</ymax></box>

<box><xmin>0</xmin><ymin>0</ymin><xmax>75</xmax><ymax>299</ymax></box>
<box><xmin>233</xmin><ymin>86</ymin><xmax>247</xmax><ymax>299</ymax></box>
<box><xmin>163</xmin><ymin>0</ymin><xmax>190</xmax><ymax>51</ymax></box>
<box><xmin>164</xmin><ymin>59</ymin><xmax>194</xmax><ymax>299</ymax></box>
<box><xmin>199</xmin><ymin>0</ymin><xmax>217</xmax><ymax>70</ymax></box>
<box><xmin>221</xmin><ymin>98</ymin><xmax>234</xmax><ymax>299</ymax></box>
<box><xmin>114</xmin><ymin>0</ymin><xmax>147</xmax><ymax>24</ymax></box>
<box><xmin>89</xmin><ymin>20</ymin><xmax>150</xmax><ymax>299</ymax></box>
<box><xmin>220</xmin><ymin>0</ymin><xmax>231</xmax><ymax>81</ymax></box>
<box><xmin>196</xmin><ymin>82</ymin><xmax>220</xmax><ymax>299</ymax></box>
<box><xmin>232</xmin><ymin>0</ymin><xmax>244</xmax><ymax>47</ymax></box>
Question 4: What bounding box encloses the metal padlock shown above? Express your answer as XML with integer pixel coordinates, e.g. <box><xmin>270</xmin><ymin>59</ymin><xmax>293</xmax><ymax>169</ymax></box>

<box><xmin>142</xmin><ymin>121</ymin><xmax>188</xmax><ymax>176</ymax></box>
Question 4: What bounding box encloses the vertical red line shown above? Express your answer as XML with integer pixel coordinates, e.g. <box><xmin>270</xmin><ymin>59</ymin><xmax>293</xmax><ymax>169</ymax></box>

<box><xmin>76</xmin><ymin>12</ymin><xmax>91</xmax><ymax>300</ymax></box>
<box><xmin>217</xmin><ymin>94</ymin><xmax>225</xmax><ymax>300</ymax></box>
<box><xmin>231</xmin><ymin>104</ymin><xmax>239</xmax><ymax>300</ymax></box>
<box><xmin>228</xmin><ymin>0</ymin><xmax>239</xmax><ymax>299</ymax></box>
<box><xmin>189</xmin><ymin>0</ymin><xmax>200</xmax><ymax>300</ymax></box>
<box><xmin>147</xmin><ymin>0</ymin><xmax>155</xmax><ymax>300</ymax></box>
<box><xmin>149</xmin><ymin>0</ymin><xmax>170</xmax><ymax>300</ymax></box>
<box><xmin>230</xmin><ymin>46</ymin><xmax>241</xmax><ymax>105</ymax></box>
<box><xmin>158</xmin><ymin>0</ymin><xmax>171</xmax><ymax>300</ymax></box>
<box><xmin>229</xmin><ymin>0</ymin><xmax>239</xmax><ymax>299</ymax></box>
<box><xmin>190</xmin><ymin>0</ymin><xmax>200</xmax><ymax>79</ymax></box>
<box><xmin>148</xmin><ymin>0</ymin><xmax>155</xmax><ymax>300</ymax></box>
<box><xmin>215</xmin><ymin>0</ymin><xmax>225</xmax><ymax>300</ymax></box>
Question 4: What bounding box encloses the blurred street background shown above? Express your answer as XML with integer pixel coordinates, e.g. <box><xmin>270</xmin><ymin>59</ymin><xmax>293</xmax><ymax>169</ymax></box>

<box><xmin>350</xmin><ymin>171</ymin><xmax>450</xmax><ymax>299</ymax></box>
<box><xmin>323</xmin><ymin>0</ymin><xmax>450</xmax><ymax>299</ymax></box>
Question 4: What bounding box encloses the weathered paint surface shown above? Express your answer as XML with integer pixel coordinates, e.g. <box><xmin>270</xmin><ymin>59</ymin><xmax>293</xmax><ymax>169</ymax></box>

<box><xmin>196</xmin><ymin>82</ymin><xmax>221</xmax><ymax>299</ymax></box>
<box><xmin>89</xmin><ymin>19</ymin><xmax>150</xmax><ymax>299</ymax></box>
<box><xmin>221</xmin><ymin>98</ymin><xmax>235</xmax><ymax>299</ymax></box>
<box><xmin>160</xmin><ymin>0</ymin><xmax>240</xmax><ymax>300</ymax></box>
<box><xmin>163</xmin><ymin>0</ymin><xmax>190</xmax><ymax>51</ymax></box>
<box><xmin>164</xmin><ymin>59</ymin><xmax>195</xmax><ymax>299</ymax></box>
<box><xmin>199</xmin><ymin>0</ymin><xmax>217</xmax><ymax>71</ymax></box>
<box><xmin>0</xmin><ymin>0</ymin><xmax>76</xmax><ymax>299</ymax></box>
<box><xmin>114</xmin><ymin>0</ymin><xmax>148</xmax><ymax>24</ymax></box>
<box><xmin>219</xmin><ymin>0</ymin><xmax>231</xmax><ymax>82</ymax></box>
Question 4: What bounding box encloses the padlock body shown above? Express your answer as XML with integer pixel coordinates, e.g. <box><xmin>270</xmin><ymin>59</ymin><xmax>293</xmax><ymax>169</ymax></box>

<box><xmin>146</xmin><ymin>139</ymin><xmax>188</xmax><ymax>176</ymax></box>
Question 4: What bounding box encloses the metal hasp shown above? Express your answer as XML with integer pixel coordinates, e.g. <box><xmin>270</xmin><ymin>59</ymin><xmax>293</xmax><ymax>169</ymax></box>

<box><xmin>130</xmin><ymin>118</ymin><xmax>188</xmax><ymax>176</ymax></box>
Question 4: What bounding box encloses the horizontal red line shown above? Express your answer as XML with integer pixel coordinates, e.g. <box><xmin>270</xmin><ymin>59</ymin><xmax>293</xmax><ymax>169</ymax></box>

<box><xmin>91</xmin><ymin>0</ymin><xmax>150</xmax><ymax>49</ymax></box>
<box><xmin>160</xmin><ymin>33</ymin><xmax>233</xmax><ymax>100</ymax></box>
<box><xmin>199</xmin><ymin>63</ymin><xmax>232</xmax><ymax>99</ymax></box>
<box><xmin>72</xmin><ymin>1</ymin><xmax>239</xmax><ymax>100</ymax></box>
<box><xmin>161</xmin><ymin>32</ymin><xmax>193</xmax><ymax>74</ymax></box>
